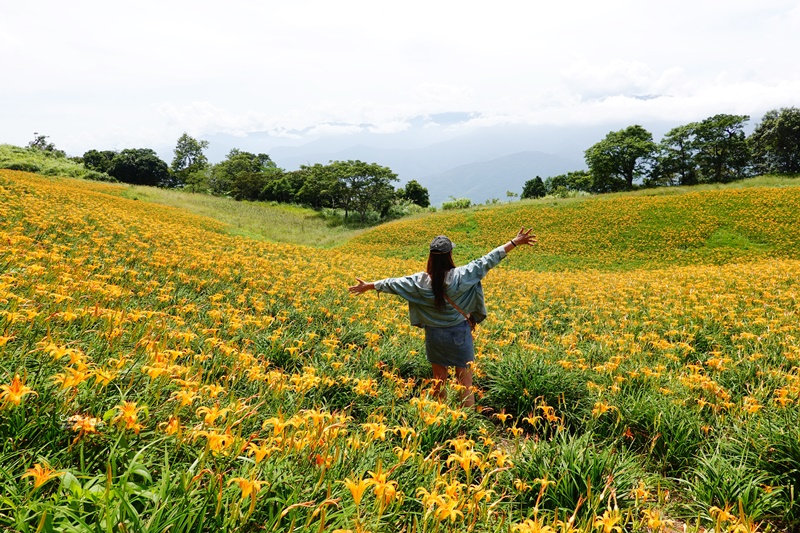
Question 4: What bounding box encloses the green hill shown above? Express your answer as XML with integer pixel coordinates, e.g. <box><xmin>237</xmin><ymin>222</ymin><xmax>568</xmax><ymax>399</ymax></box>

<box><xmin>341</xmin><ymin>175</ymin><xmax>800</xmax><ymax>271</ymax></box>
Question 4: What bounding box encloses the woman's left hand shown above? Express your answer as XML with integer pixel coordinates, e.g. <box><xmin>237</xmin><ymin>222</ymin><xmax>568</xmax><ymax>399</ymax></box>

<box><xmin>512</xmin><ymin>227</ymin><xmax>537</xmax><ymax>246</ymax></box>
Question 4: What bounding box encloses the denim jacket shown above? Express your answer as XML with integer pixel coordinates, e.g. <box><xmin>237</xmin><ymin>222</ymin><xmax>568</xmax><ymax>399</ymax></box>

<box><xmin>373</xmin><ymin>246</ymin><xmax>507</xmax><ymax>328</ymax></box>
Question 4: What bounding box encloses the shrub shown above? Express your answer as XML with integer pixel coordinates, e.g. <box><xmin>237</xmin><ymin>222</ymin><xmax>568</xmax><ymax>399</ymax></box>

<box><xmin>479</xmin><ymin>353</ymin><xmax>592</xmax><ymax>432</ymax></box>
<box><xmin>83</xmin><ymin>170</ymin><xmax>117</xmax><ymax>182</ymax></box>
<box><xmin>2</xmin><ymin>161</ymin><xmax>41</xmax><ymax>172</ymax></box>
<box><xmin>681</xmin><ymin>451</ymin><xmax>785</xmax><ymax>524</ymax></box>
<box><xmin>442</xmin><ymin>197</ymin><xmax>471</xmax><ymax>210</ymax></box>
<box><xmin>734</xmin><ymin>410</ymin><xmax>800</xmax><ymax>524</ymax></box>
<box><xmin>512</xmin><ymin>432</ymin><xmax>648</xmax><ymax>520</ymax></box>
<box><xmin>603</xmin><ymin>389</ymin><xmax>707</xmax><ymax>476</ymax></box>
<box><xmin>385</xmin><ymin>199</ymin><xmax>427</xmax><ymax>219</ymax></box>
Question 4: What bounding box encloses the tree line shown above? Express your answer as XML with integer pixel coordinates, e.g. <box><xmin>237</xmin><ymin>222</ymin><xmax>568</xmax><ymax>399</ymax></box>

<box><xmin>522</xmin><ymin>107</ymin><xmax>800</xmax><ymax>198</ymax></box>
<box><xmin>79</xmin><ymin>134</ymin><xmax>431</xmax><ymax>222</ymax></box>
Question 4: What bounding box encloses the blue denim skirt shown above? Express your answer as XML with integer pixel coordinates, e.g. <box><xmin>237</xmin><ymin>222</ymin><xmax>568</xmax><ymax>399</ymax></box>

<box><xmin>424</xmin><ymin>321</ymin><xmax>474</xmax><ymax>368</ymax></box>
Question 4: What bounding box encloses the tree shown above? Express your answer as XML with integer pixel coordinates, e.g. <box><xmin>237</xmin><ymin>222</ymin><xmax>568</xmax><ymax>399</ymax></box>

<box><xmin>749</xmin><ymin>107</ymin><xmax>800</xmax><ymax>174</ymax></box>
<box><xmin>584</xmin><ymin>125</ymin><xmax>656</xmax><ymax>191</ymax></box>
<box><xmin>210</xmin><ymin>149</ymin><xmax>282</xmax><ymax>201</ymax></box>
<box><xmin>170</xmin><ymin>133</ymin><xmax>210</xmax><ymax>188</ymax></box>
<box><xmin>294</xmin><ymin>164</ymin><xmax>342</xmax><ymax>209</ymax></box>
<box><xmin>545</xmin><ymin>171</ymin><xmax>593</xmax><ymax>195</ymax></box>
<box><xmin>692</xmin><ymin>114</ymin><xmax>750</xmax><ymax>183</ymax></box>
<box><xmin>83</xmin><ymin>149</ymin><xmax>117</xmax><ymax>174</ymax></box>
<box><xmin>651</xmin><ymin>124</ymin><xmax>698</xmax><ymax>187</ymax></box>
<box><xmin>27</xmin><ymin>133</ymin><xmax>66</xmax><ymax>157</ymax></box>
<box><xmin>521</xmin><ymin>176</ymin><xmax>546</xmax><ymax>199</ymax></box>
<box><xmin>327</xmin><ymin>160</ymin><xmax>398</xmax><ymax>220</ymax></box>
<box><xmin>107</xmin><ymin>148</ymin><xmax>169</xmax><ymax>186</ymax></box>
<box><xmin>399</xmin><ymin>180</ymin><xmax>430</xmax><ymax>207</ymax></box>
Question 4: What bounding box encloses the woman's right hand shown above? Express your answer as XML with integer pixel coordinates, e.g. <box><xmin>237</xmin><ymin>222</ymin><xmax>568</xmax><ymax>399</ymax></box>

<box><xmin>348</xmin><ymin>278</ymin><xmax>375</xmax><ymax>295</ymax></box>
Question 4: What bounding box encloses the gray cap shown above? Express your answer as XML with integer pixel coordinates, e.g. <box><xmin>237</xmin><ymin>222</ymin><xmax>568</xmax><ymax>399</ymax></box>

<box><xmin>429</xmin><ymin>235</ymin><xmax>455</xmax><ymax>254</ymax></box>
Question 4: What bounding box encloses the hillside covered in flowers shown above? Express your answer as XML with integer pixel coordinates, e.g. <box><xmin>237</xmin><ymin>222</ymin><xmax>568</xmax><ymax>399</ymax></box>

<box><xmin>2</xmin><ymin>170</ymin><xmax>799</xmax><ymax>532</ymax></box>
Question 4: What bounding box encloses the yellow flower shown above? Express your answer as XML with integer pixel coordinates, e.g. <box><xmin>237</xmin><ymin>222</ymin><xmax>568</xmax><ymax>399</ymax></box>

<box><xmin>91</xmin><ymin>368</ymin><xmax>115</xmax><ymax>387</ymax></box>
<box><xmin>196</xmin><ymin>405</ymin><xmax>229</xmax><ymax>426</ymax></box>
<box><xmin>591</xmin><ymin>401</ymin><xmax>617</xmax><ymax>417</ymax></box>
<box><xmin>22</xmin><ymin>462</ymin><xmax>62</xmax><ymax>489</ymax></box>
<box><xmin>446</xmin><ymin>449</ymin><xmax>482</xmax><ymax>473</ymax></box>
<box><xmin>493</xmin><ymin>411</ymin><xmax>512</xmax><ymax>423</ymax></box>
<box><xmin>487</xmin><ymin>449</ymin><xmax>512</xmax><ymax>468</ymax></box>
<box><xmin>113</xmin><ymin>401</ymin><xmax>143</xmax><ymax>433</ymax></box>
<box><xmin>228</xmin><ymin>476</ymin><xmax>265</xmax><ymax>501</ymax></box>
<box><xmin>514</xmin><ymin>478</ymin><xmax>532</xmax><ymax>492</ymax></box>
<box><xmin>171</xmin><ymin>389</ymin><xmax>198</xmax><ymax>407</ymax></box>
<box><xmin>263</xmin><ymin>415</ymin><xmax>292</xmax><ymax>436</ymax></box>
<box><xmin>162</xmin><ymin>415</ymin><xmax>180</xmax><ymax>435</ymax></box>
<box><xmin>1</xmin><ymin>374</ymin><xmax>37</xmax><ymax>406</ymax></box>
<box><xmin>593</xmin><ymin>507</ymin><xmax>622</xmax><ymax>533</ymax></box>
<box><xmin>67</xmin><ymin>414</ymin><xmax>101</xmax><ymax>440</ymax></box>
<box><xmin>642</xmin><ymin>508</ymin><xmax>671</xmax><ymax>531</ymax></box>
<box><xmin>366</xmin><ymin>464</ymin><xmax>399</xmax><ymax>504</ymax></box>
<box><xmin>52</xmin><ymin>367</ymin><xmax>89</xmax><ymax>390</ymax></box>
<box><xmin>361</xmin><ymin>422</ymin><xmax>389</xmax><ymax>441</ymax></box>
<box><xmin>506</xmin><ymin>425</ymin><xmax>524</xmax><ymax>437</ymax></box>
<box><xmin>247</xmin><ymin>442</ymin><xmax>272</xmax><ymax>463</ymax></box>
<box><xmin>630</xmin><ymin>480</ymin><xmax>651</xmax><ymax>502</ymax></box>
<box><xmin>416</xmin><ymin>486</ymin><xmax>444</xmax><ymax>509</ymax></box>
<box><xmin>204</xmin><ymin>383</ymin><xmax>226</xmax><ymax>398</ymax></box>
<box><xmin>513</xmin><ymin>517</ymin><xmax>556</xmax><ymax>533</ymax></box>
<box><xmin>342</xmin><ymin>475</ymin><xmax>371</xmax><ymax>507</ymax></box>
<box><xmin>709</xmin><ymin>504</ymin><xmax>736</xmax><ymax>523</ymax></box>
<box><xmin>435</xmin><ymin>498</ymin><xmax>463</xmax><ymax>523</ymax></box>
<box><xmin>393</xmin><ymin>446</ymin><xmax>413</xmax><ymax>463</ymax></box>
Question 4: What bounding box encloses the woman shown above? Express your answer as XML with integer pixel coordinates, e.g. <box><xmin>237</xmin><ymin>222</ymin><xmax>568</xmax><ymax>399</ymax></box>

<box><xmin>348</xmin><ymin>227</ymin><xmax>536</xmax><ymax>406</ymax></box>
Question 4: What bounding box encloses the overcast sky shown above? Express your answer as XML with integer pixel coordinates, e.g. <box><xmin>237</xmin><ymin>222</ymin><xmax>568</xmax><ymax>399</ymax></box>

<box><xmin>2</xmin><ymin>0</ymin><xmax>799</xmax><ymax>155</ymax></box>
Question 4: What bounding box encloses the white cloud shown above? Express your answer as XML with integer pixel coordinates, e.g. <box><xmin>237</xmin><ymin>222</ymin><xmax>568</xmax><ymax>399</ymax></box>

<box><xmin>367</xmin><ymin>121</ymin><xmax>411</xmax><ymax>134</ymax></box>
<box><xmin>1</xmin><ymin>0</ymin><xmax>799</xmax><ymax>154</ymax></box>
<box><xmin>304</xmin><ymin>123</ymin><xmax>364</xmax><ymax>137</ymax></box>
<box><xmin>156</xmin><ymin>102</ymin><xmax>266</xmax><ymax>137</ymax></box>
<box><xmin>560</xmin><ymin>60</ymin><xmax>657</xmax><ymax>98</ymax></box>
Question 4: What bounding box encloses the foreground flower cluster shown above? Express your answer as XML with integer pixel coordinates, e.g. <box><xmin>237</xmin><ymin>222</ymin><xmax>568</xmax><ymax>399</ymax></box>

<box><xmin>1</xmin><ymin>170</ymin><xmax>799</xmax><ymax>532</ymax></box>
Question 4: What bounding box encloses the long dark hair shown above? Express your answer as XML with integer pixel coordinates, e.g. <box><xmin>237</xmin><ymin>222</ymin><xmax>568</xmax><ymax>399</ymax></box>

<box><xmin>427</xmin><ymin>252</ymin><xmax>456</xmax><ymax>310</ymax></box>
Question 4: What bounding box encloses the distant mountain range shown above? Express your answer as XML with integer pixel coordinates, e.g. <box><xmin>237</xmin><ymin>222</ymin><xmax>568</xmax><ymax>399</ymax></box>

<box><xmin>197</xmin><ymin>120</ymin><xmax>684</xmax><ymax>206</ymax></box>
<box><xmin>420</xmin><ymin>151</ymin><xmax>581</xmax><ymax>205</ymax></box>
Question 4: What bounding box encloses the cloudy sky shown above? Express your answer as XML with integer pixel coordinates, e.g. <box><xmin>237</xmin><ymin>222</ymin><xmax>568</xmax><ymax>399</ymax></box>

<box><xmin>2</xmin><ymin>0</ymin><xmax>799</xmax><ymax>156</ymax></box>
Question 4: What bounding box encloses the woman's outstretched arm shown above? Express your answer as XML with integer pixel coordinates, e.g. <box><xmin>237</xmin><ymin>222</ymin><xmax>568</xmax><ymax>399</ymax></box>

<box><xmin>348</xmin><ymin>278</ymin><xmax>375</xmax><ymax>295</ymax></box>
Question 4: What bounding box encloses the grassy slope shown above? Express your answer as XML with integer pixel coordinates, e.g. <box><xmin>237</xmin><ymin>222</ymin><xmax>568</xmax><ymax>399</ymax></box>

<box><xmin>0</xmin><ymin>144</ymin><xmax>361</xmax><ymax>248</ymax></box>
<box><xmin>115</xmin><ymin>185</ymin><xmax>364</xmax><ymax>248</ymax></box>
<box><xmin>0</xmin><ymin>144</ymin><xmax>112</xmax><ymax>181</ymax></box>
<box><xmin>341</xmin><ymin>175</ymin><xmax>800</xmax><ymax>271</ymax></box>
<box><xmin>60</xmin><ymin>170</ymin><xmax>800</xmax><ymax>271</ymax></box>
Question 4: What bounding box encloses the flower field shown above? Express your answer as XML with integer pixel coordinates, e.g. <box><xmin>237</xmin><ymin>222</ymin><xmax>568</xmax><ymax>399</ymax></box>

<box><xmin>2</xmin><ymin>169</ymin><xmax>800</xmax><ymax>532</ymax></box>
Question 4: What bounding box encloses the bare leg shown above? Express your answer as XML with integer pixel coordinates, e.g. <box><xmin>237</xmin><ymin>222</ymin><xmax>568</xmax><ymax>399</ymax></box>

<box><xmin>455</xmin><ymin>366</ymin><xmax>474</xmax><ymax>407</ymax></box>
<box><xmin>431</xmin><ymin>364</ymin><xmax>449</xmax><ymax>402</ymax></box>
